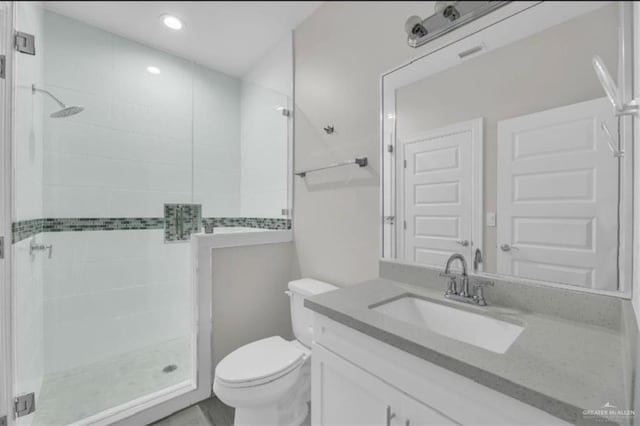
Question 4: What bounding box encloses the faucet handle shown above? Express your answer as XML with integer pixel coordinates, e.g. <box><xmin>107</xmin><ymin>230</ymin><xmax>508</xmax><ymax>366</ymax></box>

<box><xmin>472</xmin><ymin>280</ymin><xmax>494</xmax><ymax>306</ymax></box>
<box><xmin>472</xmin><ymin>279</ymin><xmax>494</xmax><ymax>288</ymax></box>
<box><xmin>440</xmin><ymin>272</ymin><xmax>458</xmax><ymax>295</ymax></box>
<box><xmin>439</xmin><ymin>272</ymin><xmax>457</xmax><ymax>279</ymax></box>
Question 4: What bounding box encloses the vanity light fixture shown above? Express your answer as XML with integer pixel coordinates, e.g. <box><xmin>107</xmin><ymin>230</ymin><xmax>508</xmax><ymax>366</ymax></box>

<box><xmin>161</xmin><ymin>14</ymin><xmax>184</xmax><ymax>31</ymax></box>
<box><xmin>405</xmin><ymin>1</ymin><xmax>509</xmax><ymax>48</ymax></box>
<box><xmin>147</xmin><ymin>66</ymin><xmax>161</xmax><ymax>75</ymax></box>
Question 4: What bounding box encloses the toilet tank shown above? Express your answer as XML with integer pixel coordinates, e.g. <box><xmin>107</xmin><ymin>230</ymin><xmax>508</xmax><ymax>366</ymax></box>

<box><xmin>288</xmin><ymin>278</ymin><xmax>338</xmax><ymax>347</ymax></box>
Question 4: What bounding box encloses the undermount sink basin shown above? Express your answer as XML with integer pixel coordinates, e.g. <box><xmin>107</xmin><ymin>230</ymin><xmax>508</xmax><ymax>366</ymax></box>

<box><xmin>370</xmin><ymin>295</ymin><xmax>524</xmax><ymax>354</ymax></box>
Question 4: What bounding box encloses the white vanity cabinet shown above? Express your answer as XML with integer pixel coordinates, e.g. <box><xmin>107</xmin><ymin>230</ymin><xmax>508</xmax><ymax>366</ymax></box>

<box><xmin>313</xmin><ymin>343</ymin><xmax>455</xmax><ymax>426</ymax></box>
<box><xmin>311</xmin><ymin>314</ymin><xmax>570</xmax><ymax>426</ymax></box>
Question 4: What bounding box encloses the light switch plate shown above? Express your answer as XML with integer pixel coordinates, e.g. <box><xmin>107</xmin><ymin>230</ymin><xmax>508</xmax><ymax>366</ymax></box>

<box><xmin>486</xmin><ymin>212</ymin><xmax>496</xmax><ymax>227</ymax></box>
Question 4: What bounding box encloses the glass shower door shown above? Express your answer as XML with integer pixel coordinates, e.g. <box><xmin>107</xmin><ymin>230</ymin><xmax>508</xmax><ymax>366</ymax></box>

<box><xmin>11</xmin><ymin>3</ymin><xmax>198</xmax><ymax>425</ymax></box>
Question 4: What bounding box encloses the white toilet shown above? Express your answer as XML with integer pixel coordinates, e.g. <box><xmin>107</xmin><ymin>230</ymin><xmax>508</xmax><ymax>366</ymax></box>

<box><xmin>213</xmin><ymin>278</ymin><xmax>338</xmax><ymax>426</ymax></box>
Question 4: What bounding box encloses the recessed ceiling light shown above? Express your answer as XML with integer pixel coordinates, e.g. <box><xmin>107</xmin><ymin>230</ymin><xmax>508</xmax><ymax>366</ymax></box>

<box><xmin>161</xmin><ymin>14</ymin><xmax>183</xmax><ymax>30</ymax></box>
<box><xmin>147</xmin><ymin>66</ymin><xmax>161</xmax><ymax>75</ymax></box>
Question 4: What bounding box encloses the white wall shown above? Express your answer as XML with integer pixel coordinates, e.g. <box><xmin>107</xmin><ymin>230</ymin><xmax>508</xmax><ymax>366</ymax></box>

<box><xmin>240</xmin><ymin>36</ymin><xmax>292</xmax><ymax>218</ymax></box>
<box><xmin>293</xmin><ymin>2</ymin><xmax>433</xmax><ymax>285</ymax></box>
<box><xmin>13</xmin><ymin>3</ymin><xmax>45</xmax><ymax>425</ymax></box>
<box><xmin>211</xmin><ymin>242</ymin><xmax>298</xmax><ymax>368</ymax></box>
<box><xmin>243</xmin><ymin>35</ymin><xmax>293</xmax><ymax>97</ymax></box>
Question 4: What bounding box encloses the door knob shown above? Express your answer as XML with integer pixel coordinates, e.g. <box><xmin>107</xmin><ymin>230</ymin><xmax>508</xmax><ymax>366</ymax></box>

<box><xmin>500</xmin><ymin>244</ymin><xmax>519</xmax><ymax>252</ymax></box>
<box><xmin>456</xmin><ymin>240</ymin><xmax>470</xmax><ymax>247</ymax></box>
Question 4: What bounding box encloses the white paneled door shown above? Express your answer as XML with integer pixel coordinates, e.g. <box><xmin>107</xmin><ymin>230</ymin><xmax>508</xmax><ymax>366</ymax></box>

<box><xmin>400</xmin><ymin>119</ymin><xmax>483</xmax><ymax>268</ymax></box>
<box><xmin>497</xmin><ymin>98</ymin><xmax>618</xmax><ymax>290</ymax></box>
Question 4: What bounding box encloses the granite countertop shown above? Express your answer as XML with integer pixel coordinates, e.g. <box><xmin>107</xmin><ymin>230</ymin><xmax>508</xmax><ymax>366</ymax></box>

<box><xmin>305</xmin><ymin>278</ymin><xmax>627</xmax><ymax>425</ymax></box>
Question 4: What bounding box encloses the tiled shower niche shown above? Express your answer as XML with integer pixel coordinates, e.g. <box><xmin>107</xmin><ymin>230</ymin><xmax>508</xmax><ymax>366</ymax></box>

<box><xmin>164</xmin><ymin>204</ymin><xmax>202</xmax><ymax>242</ymax></box>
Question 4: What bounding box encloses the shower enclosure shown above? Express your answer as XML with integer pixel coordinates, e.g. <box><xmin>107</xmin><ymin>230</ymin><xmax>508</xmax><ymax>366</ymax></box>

<box><xmin>0</xmin><ymin>2</ymin><xmax>292</xmax><ymax>425</ymax></box>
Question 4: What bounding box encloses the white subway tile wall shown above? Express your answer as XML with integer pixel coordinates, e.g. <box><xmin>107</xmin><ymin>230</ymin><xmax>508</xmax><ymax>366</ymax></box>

<box><xmin>38</xmin><ymin>11</ymin><xmax>204</xmax><ymax>376</ymax></box>
<box><xmin>42</xmin><ymin>11</ymin><xmax>200</xmax><ymax>218</ymax></box>
<box><xmin>41</xmin><ymin>230</ymin><xmax>191</xmax><ymax>373</ymax></box>
<box><xmin>12</xmin><ymin>7</ymin><xmax>291</xmax><ymax>422</ymax></box>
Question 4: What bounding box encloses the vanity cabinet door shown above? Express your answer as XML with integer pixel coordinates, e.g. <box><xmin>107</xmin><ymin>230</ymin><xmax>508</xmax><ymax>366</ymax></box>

<box><xmin>312</xmin><ymin>343</ymin><xmax>456</xmax><ymax>426</ymax></box>
<box><xmin>400</xmin><ymin>395</ymin><xmax>457</xmax><ymax>426</ymax></box>
<box><xmin>312</xmin><ymin>343</ymin><xmax>397</xmax><ymax>425</ymax></box>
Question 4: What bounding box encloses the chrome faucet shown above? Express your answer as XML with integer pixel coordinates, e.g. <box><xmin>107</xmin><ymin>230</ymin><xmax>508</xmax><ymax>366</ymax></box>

<box><xmin>443</xmin><ymin>253</ymin><xmax>469</xmax><ymax>296</ymax></box>
<box><xmin>440</xmin><ymin>253</ymin><xmax>493</xmax><ymax>306</ymax></box>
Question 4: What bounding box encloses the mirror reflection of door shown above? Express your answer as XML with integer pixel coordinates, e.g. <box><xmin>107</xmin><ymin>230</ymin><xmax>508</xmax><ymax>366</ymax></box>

<box><xmin>497</xmin><ymin>98</ymin><xmax>618</xmax><ymax>290</ymax></box>
<box><xmin>399</xmin><ymin>119</ymin><xmax>483</xmax><ymax>268</ymax></box>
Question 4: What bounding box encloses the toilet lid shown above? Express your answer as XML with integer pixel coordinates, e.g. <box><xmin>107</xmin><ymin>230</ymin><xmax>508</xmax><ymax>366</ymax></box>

<box><xmin>215</xmin><ymin>336</ymin><xmax>306</xmax><ymax>387</ymax></box>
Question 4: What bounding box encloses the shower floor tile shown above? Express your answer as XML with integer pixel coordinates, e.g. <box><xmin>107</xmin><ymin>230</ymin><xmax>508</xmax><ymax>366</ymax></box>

<box><xmin>34</xmin><ymin>337</ymin><xmax>192</xmax><ymax>426</ymax></box>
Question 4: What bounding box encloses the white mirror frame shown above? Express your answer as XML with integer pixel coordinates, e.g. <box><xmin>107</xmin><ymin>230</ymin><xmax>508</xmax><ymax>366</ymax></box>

<box><xmin>380</xmin><ymin>1</ymin><xmax>635</xmax><ymax>298</ymax></box>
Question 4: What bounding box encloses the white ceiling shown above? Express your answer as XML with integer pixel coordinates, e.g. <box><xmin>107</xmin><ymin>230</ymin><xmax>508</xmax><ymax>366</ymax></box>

<box><xmin>42</xmin><ymin>1</ymin><xmax>322</xmax><ymax>76</ymax></box>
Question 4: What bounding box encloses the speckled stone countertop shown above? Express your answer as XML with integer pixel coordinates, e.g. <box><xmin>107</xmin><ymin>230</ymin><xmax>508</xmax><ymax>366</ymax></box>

<box><xmin>305</xmin><ymin>278</ymin><xmax>629</xmax><ymax>426</ymax></box>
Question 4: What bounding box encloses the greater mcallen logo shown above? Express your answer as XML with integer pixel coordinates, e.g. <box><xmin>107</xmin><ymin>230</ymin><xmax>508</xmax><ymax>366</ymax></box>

<box><xmin>583</xmin><ymin>402</ymin><xmax>635</xmax><ymax>421</ymax></box>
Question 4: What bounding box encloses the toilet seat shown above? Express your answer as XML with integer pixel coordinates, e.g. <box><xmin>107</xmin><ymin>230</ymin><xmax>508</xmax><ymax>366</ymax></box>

<box><xmin>215</xmin><ymin>336</ymin><xmax>308</xmax><ymax>388</ymax></box>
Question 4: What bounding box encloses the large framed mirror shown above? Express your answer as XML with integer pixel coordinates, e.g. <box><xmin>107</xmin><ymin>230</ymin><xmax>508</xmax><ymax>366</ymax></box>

<box><xmin>381</xmin><ymin>1</ymin><xmax>634</xmax><ymax>297</ymax></box>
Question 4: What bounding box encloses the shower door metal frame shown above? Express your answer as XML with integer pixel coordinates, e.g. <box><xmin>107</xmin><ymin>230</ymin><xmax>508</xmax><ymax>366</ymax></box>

<box><xmin>0</xmin><ymin>1</ymin><xmax>13</xmax><ymax>425</ymax></box>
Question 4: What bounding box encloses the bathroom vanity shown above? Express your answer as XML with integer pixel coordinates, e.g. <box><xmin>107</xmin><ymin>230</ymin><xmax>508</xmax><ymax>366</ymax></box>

<box><xmin>306</xmin><ymin>275</ymin><xmax>628</xmax><ymax>425</ymax></box>
<box><xmin>341</xmin><ymin>1</ymin><xmax>637</xmax><ymax>423</ymax></box>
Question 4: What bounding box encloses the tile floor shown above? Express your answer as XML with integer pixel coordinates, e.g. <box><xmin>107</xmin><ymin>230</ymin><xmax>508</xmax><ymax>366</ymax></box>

<box><xmin>34</xmin><ymin>337</ymin><xmax>192</xmax><ymax>426</ymax></box>
<box><xmin>153</xmin><ymin>398</ymin><xmax>313</xmax><ymax>426</ymax></box>
<box><xmin>151</xmin><ymin>397</ymin><xmax>235</xmax><ymax>426</ymax></box>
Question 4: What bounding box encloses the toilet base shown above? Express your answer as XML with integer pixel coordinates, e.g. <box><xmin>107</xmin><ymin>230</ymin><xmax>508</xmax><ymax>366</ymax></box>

<box><xmin>216</xmin><ymin>360</ymin><xmax>311</xmax><ymax>426</ymax></box>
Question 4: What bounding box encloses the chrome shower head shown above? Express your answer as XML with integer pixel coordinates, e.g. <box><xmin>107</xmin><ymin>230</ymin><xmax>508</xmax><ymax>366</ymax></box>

<box><xmin>32</xmin><ymin>84</ymin><xmax>84</xmax><ymax>118</ymax></box>
<box><xmin>50</xmin><ymin>105</ymin><xmax>85</xmax><ymax>118</ymax></box>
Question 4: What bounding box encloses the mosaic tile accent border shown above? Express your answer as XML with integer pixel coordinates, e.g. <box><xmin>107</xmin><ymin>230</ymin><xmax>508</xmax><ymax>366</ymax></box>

<box><xmin>12</xmin><ymin>217</ymin><xmax>291</xmax><ymax>243</ymax></box>
<box><xmin>43</xmin><ymin>218</ymin><xmax>165</xmax><ymax>232</ymax></box>
<box><xmin>12</xmin><ymin>218</ymin><xmax>45</xmax><ymax>243</ymax></box>
<box><xmin>202</xmin><ymin>217</ymin><xmax>291</xmax><ymax>230</ymax></box>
